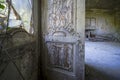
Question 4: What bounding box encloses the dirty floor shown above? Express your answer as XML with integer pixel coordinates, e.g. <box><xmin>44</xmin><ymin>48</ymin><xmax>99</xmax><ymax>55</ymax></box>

<box><xmin>85</xmin><ymin>41</ymin><xmax>120</xmax><ymax>80</ymax></box>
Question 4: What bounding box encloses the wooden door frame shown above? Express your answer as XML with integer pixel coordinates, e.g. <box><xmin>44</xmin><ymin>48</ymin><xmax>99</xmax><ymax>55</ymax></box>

<box><xmin>33</xmin><ymin>0</ymin><xmax>44</xmax><ymax>79</ymax></box>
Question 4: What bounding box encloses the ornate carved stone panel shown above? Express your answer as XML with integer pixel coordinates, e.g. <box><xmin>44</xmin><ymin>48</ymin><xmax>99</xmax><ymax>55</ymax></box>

<box><xmin>46</xmin><ymin>0</ymin><xmax>81</xmax><ymax>74</ymax></box>
<box><xmin>46</xmin><ymin>42</ymin><xmax>74</xmax><ymax>72</ymax></box>
<box><xmin>44</xmin><ymin>0</ymin><xmax>84</xmax><ymax>80</ymax></box>
<box><xmin>48</xmin><ymin>0</ymin><xmax>74</xmax><ymax>33</ymax></box>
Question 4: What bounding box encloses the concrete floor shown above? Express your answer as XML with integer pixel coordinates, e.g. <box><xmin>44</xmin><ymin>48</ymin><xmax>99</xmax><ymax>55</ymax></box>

<box><xmin>85</xmin><ymin>41</ymin><xmax>120</xmax><ymax>80</ymax></box>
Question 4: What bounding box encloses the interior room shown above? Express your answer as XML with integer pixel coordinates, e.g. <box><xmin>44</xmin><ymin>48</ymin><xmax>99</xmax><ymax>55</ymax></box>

<box><xmin>85</xmin><ymin>0</ymin><xmax>120</xmax><ymax>80</ymax></box>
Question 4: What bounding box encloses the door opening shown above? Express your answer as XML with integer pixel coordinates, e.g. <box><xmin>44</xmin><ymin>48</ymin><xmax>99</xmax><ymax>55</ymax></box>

<box><xmin>85</xmin><ymin>0</ymin><xmax>120</xmax><ymax>80</ymax></box>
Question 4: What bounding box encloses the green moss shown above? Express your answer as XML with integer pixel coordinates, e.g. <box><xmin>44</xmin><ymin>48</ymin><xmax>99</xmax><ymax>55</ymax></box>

<box><xmin>0</xmin><ymin>3</ymin><xmax>5</xmax><ymax>9</ymax></box>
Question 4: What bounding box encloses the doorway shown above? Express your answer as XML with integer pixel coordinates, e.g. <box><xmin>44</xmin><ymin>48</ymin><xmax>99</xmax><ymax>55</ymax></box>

<box><xmin>85</xmin><ymin>0</ymin><xmax>120</xmax><ymax>80</ymax></box>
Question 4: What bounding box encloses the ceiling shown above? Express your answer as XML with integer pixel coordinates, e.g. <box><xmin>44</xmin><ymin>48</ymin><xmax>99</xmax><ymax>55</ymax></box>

<box><xmin>86</xmin><ymin>0</ymin><xmax>120</xmax><ymax>10</ymax></box>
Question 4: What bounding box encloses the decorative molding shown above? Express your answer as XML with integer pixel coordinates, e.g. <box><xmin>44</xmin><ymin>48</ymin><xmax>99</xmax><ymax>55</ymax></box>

<box><xmin>48</xmin><ymin>0</ymin><xmax>74</xmax><ymax>34</ymax></box>
<box><xmin>47</xmin><ymin>42</ymin><xmax>73</xmax><ymax>71</ymax></box>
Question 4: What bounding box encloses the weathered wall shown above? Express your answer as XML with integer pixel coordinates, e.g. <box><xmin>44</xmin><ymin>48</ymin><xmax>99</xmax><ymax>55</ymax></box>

<box><xmin>86</xmin><ymin>9</ymin><xmax>120</xmax><ymax>41</ymax></box>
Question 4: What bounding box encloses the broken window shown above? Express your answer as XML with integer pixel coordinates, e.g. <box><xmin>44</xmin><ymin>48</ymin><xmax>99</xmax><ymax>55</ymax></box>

<box><xmin>0</xmin><ymin>0</ymin><xmax>33</xmax><ymax>34</ymax></box>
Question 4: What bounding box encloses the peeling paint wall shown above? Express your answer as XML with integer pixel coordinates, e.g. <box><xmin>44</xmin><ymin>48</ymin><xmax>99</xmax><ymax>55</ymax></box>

<box><xmin>86</xmin><ymin>9</ymin><xmax>120</xmax><ymax>41</ymax></box>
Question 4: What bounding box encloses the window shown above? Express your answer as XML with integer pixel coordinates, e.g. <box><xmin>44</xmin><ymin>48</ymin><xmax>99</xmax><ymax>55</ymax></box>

<box><xmin>0</xmin><ymin>0</ymin><xmax>33</xmax><ymax>34</ymax></box>
<box><xmin>85</xmin><ymin>17</ymin><xmax>96</xmax><ymax>29</ymax></box>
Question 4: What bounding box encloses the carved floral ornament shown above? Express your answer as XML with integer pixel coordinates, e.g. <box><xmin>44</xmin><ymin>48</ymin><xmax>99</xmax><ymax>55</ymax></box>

<box><xmin>47</xmin><ymin>0</ymin><xmax>81</xmax><ymax>39</ymax></box>
<box><xmin>48</xmin><ymin>0</ymin><xmax>74</xmax><ymax>34</ymax></box>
